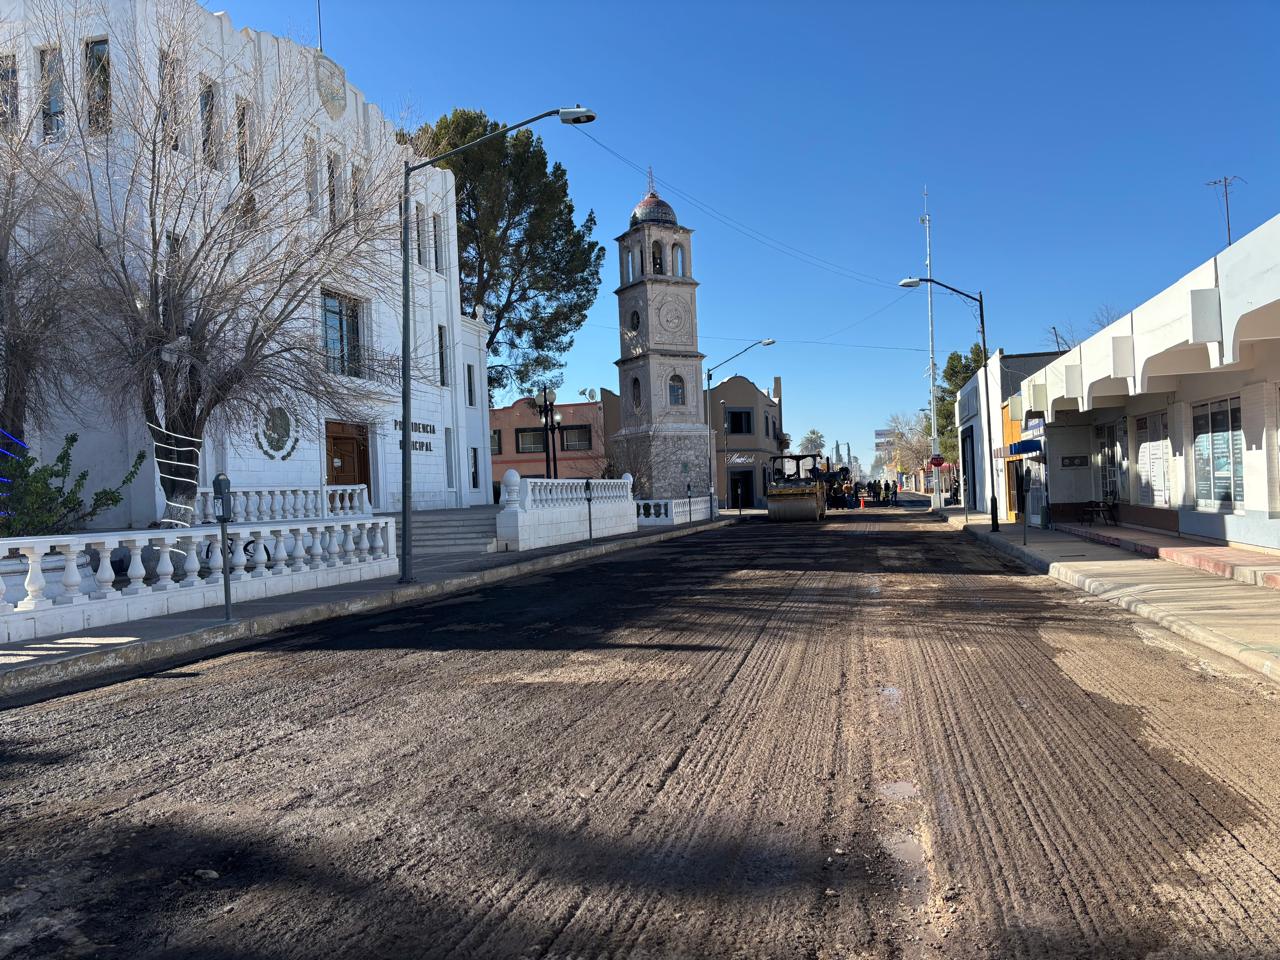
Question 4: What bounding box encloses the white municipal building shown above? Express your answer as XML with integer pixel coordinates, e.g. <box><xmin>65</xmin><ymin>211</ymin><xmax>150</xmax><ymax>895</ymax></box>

<box><xmin>5</xmin><ymin>0</ymin><xmax>492</xmax><ymax>527</ymax></box>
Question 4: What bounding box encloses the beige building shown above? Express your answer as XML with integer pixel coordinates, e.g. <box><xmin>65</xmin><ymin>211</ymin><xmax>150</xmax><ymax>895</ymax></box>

<box><xmin>711</xmin><ymin>375</ymin><xmax>786</xmax><ymax>508</ymax></box>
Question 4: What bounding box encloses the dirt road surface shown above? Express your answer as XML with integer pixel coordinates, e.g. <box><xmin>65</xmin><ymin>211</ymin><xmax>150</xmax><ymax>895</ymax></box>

<box><xmin>3</xmin><ymin>509</ymin><xmax>1279</xmax><ymax>959</ymax></box>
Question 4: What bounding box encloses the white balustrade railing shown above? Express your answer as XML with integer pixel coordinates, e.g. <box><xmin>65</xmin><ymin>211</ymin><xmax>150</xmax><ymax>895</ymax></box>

<box><xmin>191</xmin><ymin>483</ymin><xmax>369</xmax><ymax>524</ymax></box>
<box><xmin>0</xmin><ymin>515</ymin><xmax>396</xmax><ymax>642</ymax></box>
<box><xmin>521</xmin><ymin>477</ymin><xmax>633</xmax><ymax>511</ymax></box>
<box><xmin>496</xmin><ymin>471</ymin><xmax>638</xmax><ymax>551</ymax></box>
<box><xmin>636</xmin><ymin>498</ymin><xmax>712</xmax><ymax>526</ymax></box>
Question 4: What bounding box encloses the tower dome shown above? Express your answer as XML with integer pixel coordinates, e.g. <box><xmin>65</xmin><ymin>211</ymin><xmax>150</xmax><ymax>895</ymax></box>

<box><xmin>630</xmin><ymin>190</ymin><xmax>677</xmax><ymax>227</ymax></box>
<box><xmin>629</xmin><ymin>168</ymin><xmax>677</xmax><ymax>227</ymax></box>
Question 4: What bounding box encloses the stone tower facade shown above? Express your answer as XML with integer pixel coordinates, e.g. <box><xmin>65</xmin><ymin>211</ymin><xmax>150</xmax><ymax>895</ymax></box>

<box><xmin>611</xmin><ymin>179</ymin><xmax>710</xmax><ymax>499</ymax></box>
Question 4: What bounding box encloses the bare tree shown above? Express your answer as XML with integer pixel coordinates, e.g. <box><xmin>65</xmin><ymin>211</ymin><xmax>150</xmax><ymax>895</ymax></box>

<box><xmin>0</xmin><ymin>18</ymin><xmax>86</xmax><ymax>447</ymax></box>
<box><xmin>885</xmin><ymin>411</ymin><xmax>930</xmax><ymax>475</ymax></box>
<box><xmin>1045</xmin><ymin>303</ymin><xmax>1123</xmax><ymax>350</ymax></box>
<box><xmin>21</xmin><ymin>0</ymin><xmax>405</xmax><ymax>517</ymax></box>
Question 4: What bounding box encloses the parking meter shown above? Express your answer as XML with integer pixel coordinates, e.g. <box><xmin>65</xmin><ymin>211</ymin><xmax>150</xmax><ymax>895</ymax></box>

<box><xmin>212</xmin><ymin>473</ymin><xmax>233</xmax><ymax>522</ymax></box>
<box><xmin>584</xmin><ymin>478</ymin><xmax>594</xmax><ymax>544</ymax></box>
<box><xmin>212</xmin><ymin>472</ymin><xmax>233</xmax><ymax>620</ymax></box>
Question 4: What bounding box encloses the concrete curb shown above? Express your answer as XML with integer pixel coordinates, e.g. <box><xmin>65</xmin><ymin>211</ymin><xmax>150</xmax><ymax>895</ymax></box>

<box><xmin>1</xmin><ymin>518</ymin><xmax>737</xmax><ymax>710</ymax></box>
<box><xmin>935</xmin><ymin>511</ymin><xmax>1280</xmax><ymax>685</ymax></box>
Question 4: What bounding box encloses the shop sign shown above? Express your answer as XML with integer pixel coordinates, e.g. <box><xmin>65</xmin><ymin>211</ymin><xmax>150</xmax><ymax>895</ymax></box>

<box><xmin>725</xmin><ymin>453</ymin><xmax>755</xmax><ymax>465</ymax></box>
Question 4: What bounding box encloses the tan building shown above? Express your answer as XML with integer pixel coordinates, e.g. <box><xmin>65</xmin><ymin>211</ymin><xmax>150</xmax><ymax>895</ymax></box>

<box><xmin>710</xmin><ymin>375</ymin><xmax>786</xmax><ymax>508</ymax></box>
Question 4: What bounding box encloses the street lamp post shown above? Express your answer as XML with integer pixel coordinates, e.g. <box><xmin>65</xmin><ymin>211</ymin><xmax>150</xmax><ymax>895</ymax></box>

<box><xmin>899</xmin><ymin>277</ymin><xmax>1000</xmax><ymax>531</ymax></box>
<box><xmin>397</xmin><ymin>105</ymin><xmax>596</xmax><ymax>583</ymax></box>
<box><xmin>704</xmin><ymin>338</ymin><xmax>775</xmax><ymax>518</ymax></box>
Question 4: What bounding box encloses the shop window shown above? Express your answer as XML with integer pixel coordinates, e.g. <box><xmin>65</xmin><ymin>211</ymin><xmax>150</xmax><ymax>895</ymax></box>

<box><xmin>1192</xmin><ymin>397</ymin><xmax>1244</xmax><ymax>509</ymax></box>
<box><xmin>1135</xmin><ymin>412</ymin><xmax>1170</xmax><ymax>508</ymax></box>
<box><xmin>1094</xmin><ymin>419</ymin><xmax>1128</xmax><ymax>502</ymax></box>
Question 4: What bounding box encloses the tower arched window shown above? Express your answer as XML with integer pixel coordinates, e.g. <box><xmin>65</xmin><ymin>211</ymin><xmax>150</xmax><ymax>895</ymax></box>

<box><xmin>668</xmin><ymin>374</ymin><xmax>685</xmax><ymax>406</ymax></box>
<box><xmin>636</xmin><ymin>245</ymin><xmax>644</xmax><ymax>276</ymax></box>
<box><xmin>629</xmin><ymin>310</ymin><xmax>641</xmax><ymax>332</ymax></box>
<box><xmin>631</xmin><ymin>377</ymin><xmax>642</xmax><ymax>411</ymax></box>
<box><xmin>651</xmin><ymin>240</ymin><xmax>664</xmax><ymax>275</ymax></box>
<box><xmin>673</xmin><ymin>243</ymin><xmax>686</xmax><ymax>277</ymax></box>
<box><xmin>621</xmin><ymin>247</ymin><xmax>631</xmax><ymax>285</ymax></box>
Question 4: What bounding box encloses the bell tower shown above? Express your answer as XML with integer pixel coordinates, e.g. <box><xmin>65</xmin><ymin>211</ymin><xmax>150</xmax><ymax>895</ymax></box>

<box><xmin>612</xmin><ymin>171</ymin><xmax>710</xmax><ymax>499</ymax></box>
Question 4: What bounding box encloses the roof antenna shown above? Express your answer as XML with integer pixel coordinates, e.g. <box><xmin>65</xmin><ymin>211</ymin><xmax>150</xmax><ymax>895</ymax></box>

<box><xmin>647</xmin><ymin>166</ymin><xmax>656</xmax><ymax>195</ymax></box>
<box><xmin>316</xmin><ymin>0</ymin><xmax>324</xmax><ymax>52</ymax></box>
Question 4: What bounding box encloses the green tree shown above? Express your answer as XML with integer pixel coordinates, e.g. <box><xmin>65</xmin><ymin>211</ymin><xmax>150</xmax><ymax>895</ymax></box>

<box><xmin>407</xmin><ymin>110</ymin><xmax>605</xmax><ymax>393</ymax></box>
<box><xmin>798</xmin><ymin>429</ymin><xmax>825</xmax><ymax>455</ymax></box>
<box><xmin>0</xmin><ymin>434</ymin><xmax>144</xmax><ymax>537</ymax></box>
<box><xmin>936</xmin><ymin>343</ymin><xmax>987</xmax><ymax>463</ymax></box>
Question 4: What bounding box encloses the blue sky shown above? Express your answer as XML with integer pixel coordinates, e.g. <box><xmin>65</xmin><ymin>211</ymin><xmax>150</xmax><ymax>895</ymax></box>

<box><xmin>216</xmin><ymin>0</ymin><xmax>1279</xmax><ymax>468</ymax></box>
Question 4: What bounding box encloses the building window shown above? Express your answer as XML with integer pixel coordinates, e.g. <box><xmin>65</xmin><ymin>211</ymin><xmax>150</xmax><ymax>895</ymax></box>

<box><xmin>39</xmin><ymin>47</ymin><xmax>64</xmax><ymax>139</ymax></box>
<box><xmin>629</xmin><ymin>310</ymin><xmax>641</xmax><ymax>332</ymax></box>
<box><xmin>490</xmin><ymin>429</ymin><xmax>502</xmax><ymax>455</ymax></box>
<box><xmin>727</xmin><ymin>409</ymin><xmax>753</xmax><ymax>435</ymax></box>
<box><xmin>158</xmin><ymin>51</ymin><xmax>180</xmax><ymax>151</ymax></box>
<box><xmin>304</xmin><ymin>136</ymin><xmax>319</xmax><ymax>216</ymax></box>
<box><xmin>470</xmin><ymin>448</ymin><xmax>480</xmax><ymax>489</ymax></box>
<box><xmin>673</xmin><ymin>243</ymin><xmax>686</xmax><ymax>277</ymax></box>
<box><xmin>198</xmin><ymin>79</ymin><xmax>219</xmax><ymax>168</ymax></box>
<box><xmin>631</xmin><ymin>377</ymin><xmax>642</xmax><ymax>411</ymax></box>
<box><xmin>436</xmin><ymin>324</ymin><xmax>448</xmax><ymax>386</ymax></box>
<box><xmin>85</xmin><ymin>38</ymin><xmax>110</xmax><ymax>134</ymax></box>
<box><xmin>764</xmin><ymin>416</ymin><xmax>771</xmax><ymax>439</ymax></box>
<box><xmin>432</xmin><ymin>212</ymin><xmax>444</xmax><ymax>272</ymax></box>
<box><xmin>668</xmin><ymin>374</ymin><xmax>685</xmax><ymax>406</ymax></box>
<box><xmin>322</xmin><ymin>289</ymin><xmax>363</xmax><ymax>378</ymax></box>
<box><xmin>651</xmin><ymin>240</ymin><xmax>664</xmax><ymax>275</ymax></box>
<box><xmin>466</xmin><ymin>364</ymin><xmax>477</xmax><ymax>406</ymax></box>
<box><xmin>350</xmin><ymin>162</ymin><xmax>363</xmax><ymax>219</ymax></box>
<box><xmin>326</xmin><ymin>151</ymin><xmax>341</xmax><ymax>226</ymax></box>
<box><xmin>160</xmin><ymin>233</ymin><xmax>185</xmax><ymax>330</ymax></box>
<box><xmin>1192</xmin><ymin>397</ymin><xmax>1244</xmax><ymax>509</ymax></box>
<box><xmin>561</xmin><ymin>425</ymin><xmax>591</xmax><ymax>451</ymax></box>
<box><xmin>515</xmin><ymin>428</ymin><xmax>545</xmax><ymax>454</ymax></box>
<box><xmin>0</xmin><ymin>54</ymin><xmax>15</xmax><ymax>130</ymax></box>
<box><xmin>234</xmin><ymin>96</ymin><xmax>251</xmax><ymax>179</ymax></box>
<box><xmin>415</xmin><ymin>202</ymin><xmax>427</xmax><ymax>266</ymax></box>
<box><xmin>445</xmin><ymin>427</ymin><xmax>455</xmax><ymax>488</ymax></box>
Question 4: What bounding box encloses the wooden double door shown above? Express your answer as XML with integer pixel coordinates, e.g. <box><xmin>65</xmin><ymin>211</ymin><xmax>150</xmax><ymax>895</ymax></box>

<box><xmin>325</xmin><ymin>421</ymin><xmax>370</xmax><ymax>488</ymax></box>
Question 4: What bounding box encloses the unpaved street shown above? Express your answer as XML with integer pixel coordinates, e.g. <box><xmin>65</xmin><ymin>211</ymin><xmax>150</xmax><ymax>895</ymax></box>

<box><xmin>3</xmin><ymin>509</ymin><xmax>1279</xmax><ymax>959</ymax></box>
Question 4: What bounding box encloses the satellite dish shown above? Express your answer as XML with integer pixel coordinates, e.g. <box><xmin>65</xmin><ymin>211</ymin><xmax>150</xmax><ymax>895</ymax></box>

<box><xmin>588</xmin><ymin>388</ymin><xmax>597</xmax><ymax>401</ymax></box>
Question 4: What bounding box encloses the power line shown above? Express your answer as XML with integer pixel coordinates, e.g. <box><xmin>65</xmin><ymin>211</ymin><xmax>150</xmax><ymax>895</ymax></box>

<box><xmin>1205</xmin><ymin>174</ymin><xmax>1244</xmax><ymax>246</ymax></box>
<box><xmin>580</xmin><ymin>322</ymin><xmax>926</xmax><ymax>352</ymax></box>
<box><xmin>575</xmin><ymin>128</ymin><xmax>898</xmax><ymax>290</ymax></box>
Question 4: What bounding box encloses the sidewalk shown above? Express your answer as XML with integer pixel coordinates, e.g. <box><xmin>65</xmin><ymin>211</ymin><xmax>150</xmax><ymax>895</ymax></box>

<box><xmin>937</xmin><ymin>508</ymin><xmax>1280</xmax><ymax>684</ymax></box>
<box><xmin>0</xmin><ymin>517</ymin><xmax>736</xmax><ymax>709</ymax></box>
<box><xmin>1054</xmin><ymin>521</ymin><xmax>1280</xmax><ymax>590</ymax></box>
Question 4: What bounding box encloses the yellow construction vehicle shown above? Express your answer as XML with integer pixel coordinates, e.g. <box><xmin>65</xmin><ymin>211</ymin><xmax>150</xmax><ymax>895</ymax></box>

<box><xmin>766</xmin><ymin>455</ymin><xmax>828</xmax><ymax>522</ymax></box>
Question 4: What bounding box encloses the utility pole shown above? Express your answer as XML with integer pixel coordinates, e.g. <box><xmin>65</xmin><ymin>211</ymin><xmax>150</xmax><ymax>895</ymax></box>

<box><xmin>1206</xmin><ymin>175</ymin><xmax>1243</xmax><ymax>246</ymax></box>
<box><xmin>923</xmin><ymin>188</ymin><xmax>940</xmax><ymax>510</ymax></box>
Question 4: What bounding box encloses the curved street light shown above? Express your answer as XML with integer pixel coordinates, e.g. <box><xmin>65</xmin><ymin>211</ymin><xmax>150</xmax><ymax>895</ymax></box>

<box><xmin>398</xmin><ymin>106</ymin><xmax>596</xmax><ymax>582</ymax></box>
<box><xmin>704</xmin><ymin>338</ymin><xmax>776</xmax><ymax>517</ymax></box>
<box><xmin>899</xmin><ymin>276</ymin><xmax>999</xmax><ymax>531</ymax></box>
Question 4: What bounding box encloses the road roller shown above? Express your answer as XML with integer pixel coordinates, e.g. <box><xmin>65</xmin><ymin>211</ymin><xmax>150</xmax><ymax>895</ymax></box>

<box><xmin>766</xmin><ymin>454</ymin><xmax>827</xmax><ymax>522</ymax></box>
